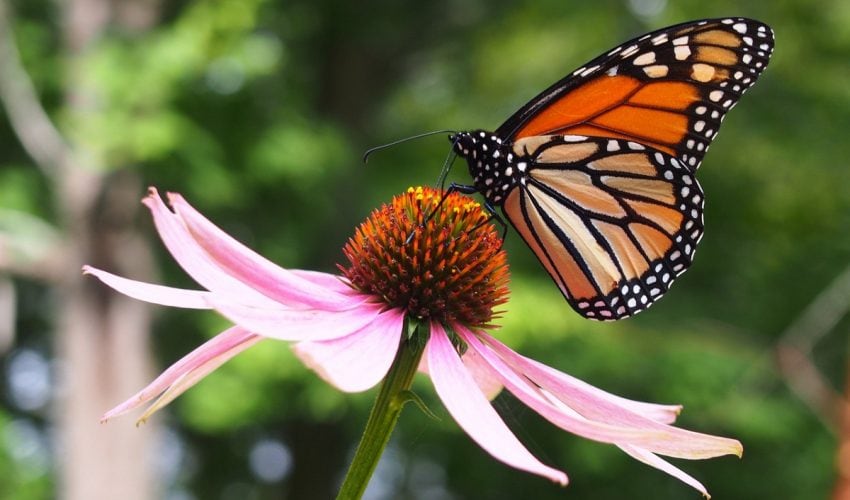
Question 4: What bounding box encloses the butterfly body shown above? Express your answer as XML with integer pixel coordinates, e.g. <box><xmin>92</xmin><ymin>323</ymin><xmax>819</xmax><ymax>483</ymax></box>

<box><xmin>450</xmin><ymin>18</ymin><xmax>774</xmax><ymax>320</ymax></box>
<box><xmin>451</xmin><ymin>130</ymin><xmax>519</xmax><ymax>206</ymax></box>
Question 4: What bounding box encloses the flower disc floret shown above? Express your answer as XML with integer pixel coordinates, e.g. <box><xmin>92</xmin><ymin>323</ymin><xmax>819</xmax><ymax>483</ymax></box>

<box><xmin>340</xmin><ymin>186</ymin><xmax>509</xmax><ymax>328</ymax></box>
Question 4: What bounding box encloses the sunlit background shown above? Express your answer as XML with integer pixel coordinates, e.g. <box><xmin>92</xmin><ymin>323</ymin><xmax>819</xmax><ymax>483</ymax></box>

<box><xmin>0</xmin><ymin>0</ymin><xmax>848</xmax><ymax>499</ymax></box>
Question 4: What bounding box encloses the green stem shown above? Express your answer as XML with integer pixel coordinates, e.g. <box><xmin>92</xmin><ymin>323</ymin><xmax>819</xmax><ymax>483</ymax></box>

<box><xmin>336</xmin><ymin>330</ymin><xmax>426</xmax><ymax>499</ymax></box>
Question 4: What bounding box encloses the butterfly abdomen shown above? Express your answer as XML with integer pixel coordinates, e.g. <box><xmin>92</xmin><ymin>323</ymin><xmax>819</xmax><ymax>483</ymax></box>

<box><xmin>452</xmin><ymin>130</ymin><xmax>526</xmax><ymax>206</ymax></box>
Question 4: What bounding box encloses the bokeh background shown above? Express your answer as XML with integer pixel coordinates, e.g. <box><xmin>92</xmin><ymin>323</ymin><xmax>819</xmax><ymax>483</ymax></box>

<box><xmin>0</xmin><ymin>0</ymin><xmax>848</xmax><ymax>498</ymax></box>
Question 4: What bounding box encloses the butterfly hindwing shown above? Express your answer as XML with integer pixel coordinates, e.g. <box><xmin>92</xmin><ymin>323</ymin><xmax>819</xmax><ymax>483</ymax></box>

<box><xmin>503</xmin><ymin>135</ymin><xmax>703</xmax><ymax>319</ymax></box>
<box><xmin>497</xmin><ymin>18</ymin><xmax>774</xmax><ymax>171</ymax></box>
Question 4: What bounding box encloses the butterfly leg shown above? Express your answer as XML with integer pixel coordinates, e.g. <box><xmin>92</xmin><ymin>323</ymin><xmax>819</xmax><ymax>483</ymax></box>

<box><xmin>443</xmin><ymin>182</ymin><xmax>507</xmax><ymax>240</ymax></box>
<box><xmin>405</xmin><ymin>183</ymin><xmax>479</xmax><ymax>244</ymax></box>
<box><xmin>469</xmin><ymin>199</ymin><xmax>508</xmax><ymax>247</ymax></box>
<box><xmin>444</xmin><ymin>182</ymin><xmax>478</xmax><ymax>196</ymax></box>
<box><xmin>407</xmin><ymin>182</ymin><xmax>507</xmax><ymax>246</ymax></box>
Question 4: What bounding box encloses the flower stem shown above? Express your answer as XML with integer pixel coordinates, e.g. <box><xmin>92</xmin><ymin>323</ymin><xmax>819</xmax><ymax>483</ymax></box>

<box><xmin>336</xmin><ymin>326</ymin><xmax>427</xmax><ymax>499</ymax></box>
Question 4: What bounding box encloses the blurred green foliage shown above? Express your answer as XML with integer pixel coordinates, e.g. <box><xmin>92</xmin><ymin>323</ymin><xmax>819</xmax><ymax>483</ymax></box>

<box><xmin>2</xmin><ymin>0</ymin><xmax>849</xmax><ymax>498</ymax></box>
<box><xmin>0</xmin><ymin>416</ymin><xmax>51</xmax><ymax>499</ymax></box>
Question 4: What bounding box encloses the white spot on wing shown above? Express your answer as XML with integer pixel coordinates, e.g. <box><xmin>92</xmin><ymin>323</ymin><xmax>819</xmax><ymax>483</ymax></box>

<box><xmin>633</xmin><ymin>51</ymin><xmax>656</xmax><ymax>66</ymax></box>
<box><xmin>580</xmin><ymin>65</ymin><xmax>600</xmax><ymax>77</ymax></box>
<box><xmin>621</xmin><ymin>44</ymin><xmax>640</xmax><ymax>58</ymax></box>
<box><xmin>643</xmin><ymin>65</ymin><xmax>669</xmax><ymax>78</ymax></box>
<box><xmin>562</xmin><ymin>135</ymin><xmax>588</xmax><ymax>142</ymax></box>
<box><xmin>674</xmin><ymin>45</ymin><xmax>691</xmax><ymax>61</ymax></box>
<box><xmin>651</xmin><ymin>34</ymin><xmax>668</xmax><ymax>45</ymax></box>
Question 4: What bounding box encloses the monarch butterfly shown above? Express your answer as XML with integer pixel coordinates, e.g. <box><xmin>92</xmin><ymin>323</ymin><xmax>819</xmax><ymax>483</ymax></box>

<box><xmin>451</xmin><ymin>18</ymin><xmax>774</xmax><ymax>320</ymax></box>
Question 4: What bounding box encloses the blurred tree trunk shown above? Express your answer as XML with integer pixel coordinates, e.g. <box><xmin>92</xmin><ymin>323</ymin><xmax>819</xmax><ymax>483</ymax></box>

<box><xmin>55</xmin><ymin>171</ymin><xmax>159</xmax><ymax>500</ymax></box>
<box><xmin>834</xmin><ymin>355</ymin><xmax>850</xmax><ymax>500</ymax></box>
<box><xmin>0</xmin><ymin>1</ymin><xmax>162</xmax><ymax>499</ymax></box>
<box><xmin>56</xmin><ymin>0</ymin><xmax>162</xmax><ymax>496</ymax></box>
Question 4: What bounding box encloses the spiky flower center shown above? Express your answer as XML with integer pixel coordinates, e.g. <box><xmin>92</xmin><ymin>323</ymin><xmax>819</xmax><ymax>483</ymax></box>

<box><xmin>340</xmin><ymin>186</ymin><xmax>509</xmax><ymax>328</ymax></box>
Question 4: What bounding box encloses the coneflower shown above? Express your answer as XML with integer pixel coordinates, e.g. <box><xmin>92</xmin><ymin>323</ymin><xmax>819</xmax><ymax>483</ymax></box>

<box><xmin>86</xmin><ymin>186</ymin><xmax>740</xmax><ymax>498</ymax></box>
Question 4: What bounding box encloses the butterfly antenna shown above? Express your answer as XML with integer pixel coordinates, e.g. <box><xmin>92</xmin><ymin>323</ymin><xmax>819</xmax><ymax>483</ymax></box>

<box><xmin>436</xmin><ymin>135</ymin><xmax>461</xmax><ymax>191</ymax></box>
<box><xmin>362</xmin><ymin>129</ymin><xmax>457</xmax><ymax>163</ymax></box>
<box><xmin>406</xmin><ymin>140</ymin><xmax>461</xmax><ymax>244</ymax></box>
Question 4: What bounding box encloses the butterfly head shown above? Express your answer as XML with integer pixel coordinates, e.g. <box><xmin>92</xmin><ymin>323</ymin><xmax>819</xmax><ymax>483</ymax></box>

<box><xmin>449</xmin><ymin>131</ymin><xmax>475</xmax><ymax>157</ymax></box>
<box><xmin>452</xmin><ymin>129</ymin><xmax>506</xmax><ymax>155</ymax></box>
<box><xmin>450</xmin><ymin>130</ymin><xmax>516</xmax><ymax>207</ymax></box>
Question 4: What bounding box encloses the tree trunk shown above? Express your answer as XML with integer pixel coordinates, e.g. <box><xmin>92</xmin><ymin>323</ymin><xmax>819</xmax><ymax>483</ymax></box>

<box><xmin>55</xmin><ymin>171</ymin><xmax>160</xmax><ymax>500</ymax></box>
<box><xmin>53</xmin><ymin>0</ymin><xmax>161</xmax><ymax>498</ymax></box>
<box><xmin>833</xmin><ymin>351</ymin><xmax>850</xmax><ymax>500</ymax></box>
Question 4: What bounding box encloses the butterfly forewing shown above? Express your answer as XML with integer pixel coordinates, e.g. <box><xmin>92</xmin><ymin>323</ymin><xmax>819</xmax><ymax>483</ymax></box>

<box><xmin>497</xmin><ymin>18</ymin><xmax>774</xmax><ymax>171</ymax></box>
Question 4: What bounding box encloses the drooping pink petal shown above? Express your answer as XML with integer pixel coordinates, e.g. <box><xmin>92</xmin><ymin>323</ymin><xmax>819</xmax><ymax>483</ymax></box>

<box><xmin>458</xmin><ymin>328</ymin><xmax>663</xmax><ymax>444</ymax></box>
<box><xmin>493</xmin><ymin>337</ymin><xmax>741</xmax><ymax>458</ymax></box>
<box><xmin>426</xmin><ymin>322</ymin><xmax>568</xmax><ymax>485</ymax></box>
<box><xmin>168</xmin><ymin>192</ymin><xmax>358</xmax><ymax>311</ymax></box>
<box><xmin>458</xmin><ymin>326</ymin><xmax>742</xmax><ymax>459</ymax></box>
<box><xmin>619</xmin><ymin>445</ymin><xmax>711</xmax><ymax>498</ymax></box>
<box><xmin>101</xmin><ymin>326</ymin><xmax>260</xmax><ymax>422</ymax></box>
<box><xmin>459</xmin><ymin>346</ymin><xmax>505</xmax><ymax>400</ymax></box>
<box><xmin>83</xmin><ymin>265</ymin><xmax>213</xmax><ymax>309</ymax></box>
<box><xmin>292</xmin><ymin>308</ymin><xmax>405</xmax><ymax>392</ymax></box>
<box><xmin>494</xmin><ymin>353</ymin><xmax>679</xmax><ymax>427</ymax></box>
<box><xmin>207</xmin><ymin>296</ymin><xmax>386</xmax><ymax>342</ymax></box>
<box><xmin>142</xmin><ymin>188</ymin><xmax>280</xmax><ymax>308</ymax></box>
<box><xmin>419</xmin><ymin>347</ymin><xmax>503</xmax><ymax>401</ymax></box>
<box><xmin>527</xmin><ymin>358</ymin><xmax>682</xmax><ymax>424</ymax></box>
<box><xmin>134</xmin><ymin>331</ymin><xmax>262</xmax><ymax>425</ymax></box>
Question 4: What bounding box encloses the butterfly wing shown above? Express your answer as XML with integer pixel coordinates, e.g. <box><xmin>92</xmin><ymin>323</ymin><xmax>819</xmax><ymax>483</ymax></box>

<box><xmin>494</xmin><ymin>18</ymin><xmax>772</xmax><ymax>319</ymax></box>
<box><xmin>497</xmin><ymin>17</ymin><xmax>774</xmax><ymax>171</ymax></box>
<box><xmin>504</xmin><ymin>136</ymin><xmax>703</xmax><ymax>319</ymax></box>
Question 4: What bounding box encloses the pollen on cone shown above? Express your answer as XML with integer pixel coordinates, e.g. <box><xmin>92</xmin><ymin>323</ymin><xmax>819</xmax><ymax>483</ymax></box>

<box><xmin>339</xmin><ymin>186</ymin><xmax>509</xmax><ymax>328</ymax></box>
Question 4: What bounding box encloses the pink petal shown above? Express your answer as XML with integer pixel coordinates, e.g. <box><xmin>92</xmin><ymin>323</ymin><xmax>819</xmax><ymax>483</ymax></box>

<box><xmin>83</xmin><ymin>266</ymin><xmax>213</xmax><ymax>309</ymax></box>
<box><xmin>143</xmin><ymin>188</ymin><xmax>280</xmax><ymax>308</ymax></box>
<box><xmin>419</xmin><ymin>347</ymin><xmax>503</xmax><ymax>401</ymax></box>
<box><xmin>134</xmin><ymin>332</ymin><xmax>261</xmax><ymax>425</ymax></box>
<box><xmin>426</xmin><ymin>322</ymin><xmax>568</xmax><ymax>485</ymax></box>
<box><xmin>459</xmin><ymin>347</ymin><xmax>504</xmax><ymax>401</ymax></box>
<box><xmin>528</xmin><ymin>355</ymin><xmax>681</xmax><ymax>424</ymax></box>
<box><xmin>168</xmin><ymin>192</ymin><xmax>358</xmax><ymax>311</ymax></box>
<box><xmin>619</xmin><ymin>445</ymin><xmax>711</xmax><ymax>498</ymax></box>
<box><xmin>292</xmin><ymin>308</ymin><xmax>404</xmax><ymax>392</ymax></box>
<box><xmin>483</xmin><ymin>332</ymin><xmax>672</xmax><ymax>428</ymax></box>
<box><xmin>458</xmin><ymin>326</ymin><xmax>742</xmax><ymax>459</ymax></box>
<box><xmin>101</xmin><ymin>326</ymin><xmax>260</xmax><ymax>421</ymax></box>
<box><xmin>208</xmin><ymin>297</ymin><xmax>386</xmax><ymax>342</ymax></box>
<box><xmin>290</xmin><ymin>270</ymin><xmax>361</xmax><ymax>296</ymax></box>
